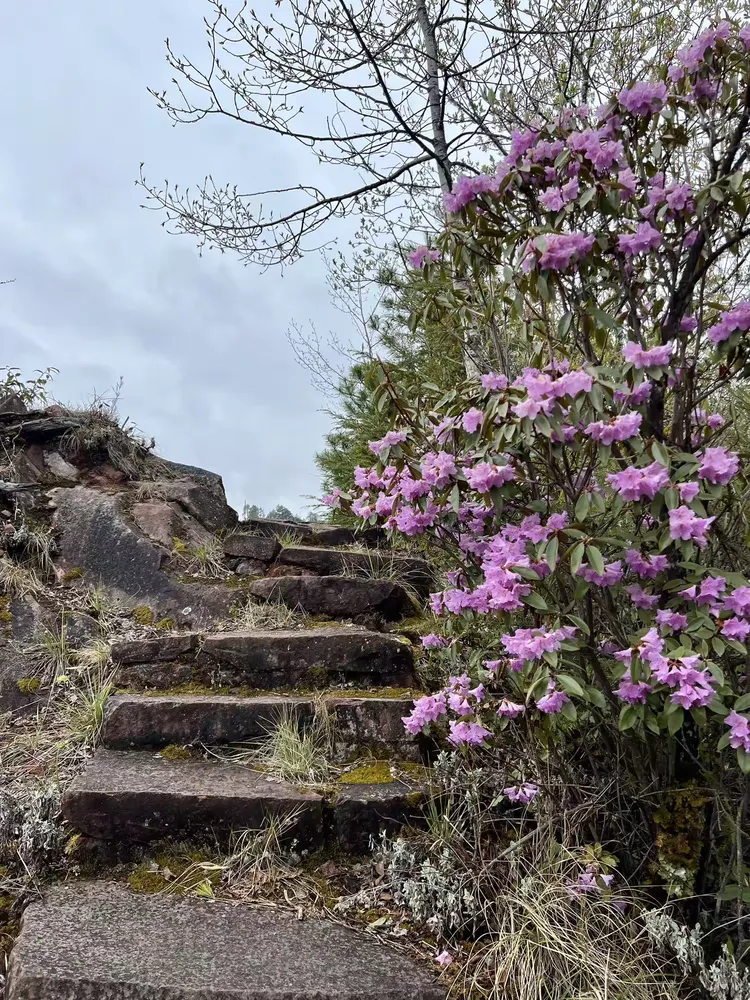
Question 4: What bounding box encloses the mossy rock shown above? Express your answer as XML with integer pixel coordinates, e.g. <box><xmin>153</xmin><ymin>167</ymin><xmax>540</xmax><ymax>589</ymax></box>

<box><xmin>128</xmin><ymin>846</ymin><xmax>220</xmax><ymax>896</ymax></box>
<box><xmin>63</xmin><ymin>567</ymin><xmax>84</xmax><ymax>582</ymax></box>
<box><xmin>17</xmin><ymin>677</ymin><xmax>41</xmax><ymax>695</ymax></box>
<box><xmin>132</xmin><ymin>605</ymin><xmax>154</xmax><ymax>626</ymax></box>
<box><xmin>155</xmin><ymin>617</ymin><xmax>176</xmax><ymax>631</ymax></box>
<box><xmin>157</xmin><ymin>744</ymin><xmax>194</xmax><ymax>761</ymax></box>
<box><xmin>337</xmin><ymin>759</ymin><xmax>426</xmax><ymax>785</ymax></box>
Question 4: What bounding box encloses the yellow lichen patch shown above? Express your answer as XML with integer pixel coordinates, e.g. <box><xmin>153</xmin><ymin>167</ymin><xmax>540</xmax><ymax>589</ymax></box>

<box><xmin>155</xmin><ymin>617</ymin><xmax>175</xmax><ymax>631</ymax></box>
<box><xmin>63</xmin><ymin>567</ymin><xmax>84</xmax><ymax>582</ymax></box>
<box><xmin>157</xmin><ymin>744</ymin><xmax>194</xmax><ymax>761</ymax></box>
<box><xmin>132</xmin><ymin>605</ymin><xmax>154</xmax><ymax>626</ymax></box>
<box><xmin>16</xmin><ymin>677</ymin><xmax>41</xmax><ymax>695</ymax></box>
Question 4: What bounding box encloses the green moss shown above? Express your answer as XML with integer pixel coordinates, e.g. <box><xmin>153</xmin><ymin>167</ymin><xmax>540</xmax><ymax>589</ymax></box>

<box><xmin>128</xmin><ymin>846</ymin><xmax>220</xmax><ymax>896</ymax></box>
<box><xmin>338</xmin><ymin>759</ymin><xmax>427</xmax><ymax>785</ymax></box>
<box><xmin>305</xmin><ymin>664</ymin><xmax>330</xmax><ymax>688</ymax></box>
<box><xmin>132</xmin><ymin>605</ymin><xmax>154</xmax><ymax>626</ymax></box>
<box><xmin>158</xmin><ymin>744</ymin><xmax>193</xmax><ymax>761</ymax></box>
<box><xmin>128</xmin><ymin>868</ymin><xmax>170</xmax><ymax>894</ymax></box>
<box><xmin>17</xmin><ymin>677</ymin><xmax>41</xmax><ymax>695</ymax></box>
<box><xmin>0</xmin><ymin>610</ymin><xmax>12</xmax><ymax>624</ymax></box>
<box><xmin>63</xmin><ymin>567</ymin><xmax>84</xmax><ymax>582</ymax></box>
<box><xmin>155</xmin><ymin>617</ymin><xmax>175</xmax><ymax>631</ymax></box>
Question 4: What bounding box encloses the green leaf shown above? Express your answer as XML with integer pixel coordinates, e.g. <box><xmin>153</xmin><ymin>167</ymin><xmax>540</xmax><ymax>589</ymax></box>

<box><xmin>652</xmin><ymin>441</ymin><xmax>670</xmax><ymax>467</ymax></box>
<box><xmin>560</xmin><ymin>700</ymin><xmax>577</xmax><ymax>721</ymax></box>
<box><xmin>587</xmin><ymin>687</ymin><xmax>606</xmax><ymax>709</ymax></box>
<box><xmin>718</xmin><ymin>732</ymin><xmax>731</xmax><ymax>751</ymax></box>
<box><xmin>619</xmin><ymin>705</ymin><xmax>638</xmax><ymax>731</ymax></box>
<box><xmin>570</xmin><ymin>541</ymin><xmax>585</xmax><ymax>576</ymax></box>
<box><xmin>667</xmin><ymin>708</ymin><xmax>685</xmax><ymax>735</ymax></box>
<box><xmin>739</xmin><ymin>748</ymin><xmax>750</xmax><ymax>774</ymax></box>
<box><xmin>734</xmin><ymin>694</ymin><xmax>750</xmax><ymax>712</ymax></box>
<box><xmin>524</xmin><ymin>591</ymin><xmax>549</xmax><ymax>611</ymax></box>
<box><xmin>711</xmin><ymin>636</ymin><xmax>726</xmax><ymax>658</ymax></box>
<box><xmin>587</xmin><ymin>545</ymin><xmax>605</xmax><ymax>576</ymax></box>
<box><xmin>450</xmin><ymin>484</ymin><xmax>461</xmax><ymax>514</ymax></box>
<box><xmin>558</xmin><ymin>673</ymin><xmax>585</xmax><ymax>698</ymax></box>
<box><xmin>567</xmin><ymin>614</ymin><xmax>590</xmax><ymax>636</ymax></box>
<box><xmin>546</xmin><ymin>535</ymin><xmax>559</xmax><ymax>570</ymax></box>
<box><xmin>575</xmin><ymin>493</ymin><xmax>591</xmax><ymax>522</ymax></box>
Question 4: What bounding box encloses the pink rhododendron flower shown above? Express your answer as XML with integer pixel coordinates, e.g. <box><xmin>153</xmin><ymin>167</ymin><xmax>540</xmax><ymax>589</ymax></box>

<box><xmin>536</xmin><ymin>680</ymin><xmax>570</xmax><ymax>714</ymax></box>
<box><xmin>448</xmin><ymin>720</ymin><xmax>492</xmax><ymax>745</ymax></box>
<box><xmin>698</xmin><ymin>446</ymin><xmax>740</xmax><ymax>485</ymax></box>
<box><xmin>585</xmin><ymin>411</ymin><xmax>642</xmax><ymax>445</ymax></box>
<box><xmin>618</xmin><ymin>222</ymin><xmax>663</xmax><ymax>256</ymax></box>
<box><xmin>697</xmin><ymin>576</ymin><xmax>726</xmax><ymax>605</ymax></box>
<box><xmin>622</xmin><ymin>341</ymin><xmax>674</xmax><ymax>369</ymax></box>
<box><xmin>443</xmin><ymin>172</ymin><xmax>501</xmax><ymax>212</ymax></box>
<box><xmin>497</xmin><ymin>699</ymin><xmax>525</xmax><ymax>718</ymax></box>
<box><xmin>667</xmin><ymin>661</ymin><xmax>716</xmax><ymax>709</ymax></box>
<box><xmin>625</xmin><ymin>549</ymin><xmax>668</xmax><ymax>579</ymax></box>
<box><xmin>619</xmin><ymin>81</ymin><xmax>668</xmax><ymax>115</ymax></box>
<box><xmin>618</xmin><ymin>166</ymin><xmax>637</xmax><ymax>200</ymax></box>
<box><xmin>722</xmin><ymin>617</ymin><xmax>750</xmax><ymax>641</ymax></box>
<box><xmin>465</xmin><ymin>461</ymin><xmax>516</xmax><ymax>493</ymax></box>
<box><xmin>369</xmin><ymin>430</ymin><xmax>407</xmax><ymax>456</ymax></box>
<box><xmin>615</xmin><ymin>671</ymin><xmax>653</xmax><ymax>704</ymax></box>
<box><xmin>740</xmin><ymin>24</ymin><xmax>750</xmax><ymax>49</ymax></box>
<box><xmin>536</xmin><ymin>232</ymin><xmax>596</xmax><ymax>271</ymax></box>
<box><xmin>421</xmin><ymin>451</ymin><xmax>457</xmax><ymax>487</ymax></box>
<box><xmin>678</xmin><ymin>482</ymin><xmax>700</xmax><ymax>502</ymax></box>
<box><xmin>668</xmin><ymin>506</ymin><xmax>715</xmax><ymax>547</ymax></box>
<box><xmin>481</xmin><ymin>372</ymin><xmax>508</xmax><ymax>391</ymax></box>
<box><xmin>462</xmin><ymin>407</ymin><xmax>484</xmax><ymax>433</ymax></box>
<box><xmin>706</xmin><ymin>302</ymin><xmax>750</xmax><ymax>345</ymax></box>
<box><xmin>724</xmin><ymin>586</ymin><xmax>750</xmax><ymax>617</ymax></box>
<box><xmin>626</xmin><ymin>584</ymin><xmax>659</xmax><ymax>609</ymax></box>
<box><xmin>504</xmin><ymin>782</ymin><xmax>539</xmax><ymax>804</ymax></box>
<box><xmin>502</xmin><ymin>626</ymin><xmax>577</xmax><ymax>663</ymax></box>
<box><xmin>402</xmin><ymin>693</ymin><xmax>447</xmax><ymax>734</ymax></box>
<box><xmin>436</xmin><ymin>951</ymin><xmax>453</xmax><ymax>968</ymax></box>
<box><xmin>725</xmin><ymin>710</ymin><xmax>750</xmax><ymax>751</ymax></box>
<box><xmin>421</xmin><ymin>633</ymin><xmax>451</xmax><ymax>649</ymax></box>
<box><xmin>656</xmin><ymin>609</ymin><xmax>688</xmax><ymax>631</ymax></box>
<box><xmin>408</xmin><ymin>246</ymin><xmax>440</xmax><ymax>268</ymax></box>
<box><xmin>323</xmin><ymin>487</ymin><xmax>343</xmax><ymax>508</ymax></box>
<box><xmin>579</xmin><ymin>560</ymin><xmax>623</xmax><ymax>586</ymax></box>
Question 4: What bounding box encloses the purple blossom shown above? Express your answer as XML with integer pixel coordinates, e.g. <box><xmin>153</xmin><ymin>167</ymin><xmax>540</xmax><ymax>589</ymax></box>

<box><xmin>447</xmin><ymin>720</ymin><xmax>492</xmax><ymax>745</ymax></box>
<box><xmin>725</xmin><ymin>710</ymin><xmax>750</xmax><ymax>752</ymax></box>
<box><xmin>421</xmin><ymin>451</ymin><xmax>458</xmax><ymax>487</ymax></box>
<box><xmin>403</xmin><ymin>693</ymin><xmax>447</xmax><ymax>734</ymax></box>
<box><xmin>619</xmin><ymin>81</ymin><xmax>668</xmax><ymax>116</ymax></box>
<box><xmin>578</xmin><ymin>560</ymin><xmax>623</xmax><ymax>587</ymax></box>
<box><xmin>676</xmin><ymin>22</ymin><xmax>731</xmax><ymax>73</ymax></box>
<box><xmin>724</xmin><ymin>586</ymin><xmax>750</xmax><ymax>617</ymax></box>
<box><xmin>697</xmin><ymin>576</ymin><xmax>726</xmax><ymax>606</ymax></box>
<box><xmin>626</xmin><ymin>584</ymin><xmax>659</xmax><ymax>609</ymax></box>
<box><xmin>443</xmin><ymin>172</ymin><xmax>500</xmax><ymax>212</ymax></box>
<box><xmin>625</xmin><ymin>549</ymin><xmax>668</xmax><ymax>579</ymax></box>
<box><xmin>462</xmin><ymin>407</ymin><xmax>484</xmax><ymax>433</ymax></box>
<box><xmin>585</xmin><ymin>411</ymin><xmax>642</xmax><ymax>445</ymax></box>
<box><xmin>668</xmin><ymin>661</ymin><xmax>716</xmax><ymax>710</ymax></box>
<box><xmin>504</xmin><ymin>782</ymin><xmax>539</xmax><ymax>804</ymax></box>
<box><xmin>421</xmin><ymin>633</ymin><xmax>451</xmax><ymax>649</ymax></box>
<box><xmin>497</xmin><ymin>699</ymin><xmax>526</xmax><ymax>718</ymax></box>
<box><xmin>436</xmin><ymin>951</ymin><xmax>453</xmax><ymax>968</ymax></box>
<box><xmin>698</xmin><ymin>446</ymin><xmax>740</xmax><ymax>485</ymax></box>
<box><xmin>722</xmin><ymin>617</ymin><xmax>750</xmax><ymax>641</ymax></box>
<box><xmin>656</xmin><ymin>609</ymin><xmax>688</xmax><ymax>631</ymax></box>
<box><xmin>618</xmin><ymin>222</ymin><xmax>663</xmax><ymax>256</ymax></box>
<box><xmin>740</xmin><ymin>24</ymin><xmax>750</xmax><ymax>49</ymax></box>
<box><xmin>481</xmin><ymin>372</ymin><xmax>508</xmax><ymax>391</ymax></box>
<box><xmin>607</xmin><ymin>461</ymin><xmax>669</xmax><ymax>501</ymax></box>
<box><xmin>465</xmin><ymin>461</ymin><xmax>516</xmax><ymax>493</ymax></box>
<box><xmin>668</xmin><ymin>506</ymin><xmax>715</xmax><ymax>547</ymax></box>
<box><xmin>536</xmin><ymin>680</ymin><xmax>570</xmax><ymax>715</ymax></box>
<box><xmin>568</xmin><ymin>128</ymin><xmax>624</xmax><ymax>172</ymax></box>
<box><xmin>502</xmin><ymin>625</ymin><xmax>576</xmax><ymax>663</ymax></box>
<box><xmin>369</xmin><ymin>430</ymin><xmax>407</xmax><ymax>456</ymax></box>
<box><xmin>618</xmin><ymin>167</ymin><xmax>637</xmax><ymax>200</ymax></box>
<box><xmin>615</xmin><ymin>671</ymin><xmax>653</xmax><ymax>704</ymax></box>
<box><xmin>706</xmin><ymin>302</ymin><xmax>750</xmax><ymax>345</ymax></box>
<box><xmin>678</xmin><ymin>481</ymin><xmax>700</xmax><ymax>503</ymax></box>
<box><xmin>622</xmin><ymin>341</ymin><xmax>674</xmax><ymax>369</ymax></box>
<box><xmin>408</xmin><ymin>246</ymin><xmax>440</xmax><ymax>269</ymax></box>
<box><xmin>536</xmin><ymin>233</ymin><xmax>596</xmax><ymax>271</ymax></box>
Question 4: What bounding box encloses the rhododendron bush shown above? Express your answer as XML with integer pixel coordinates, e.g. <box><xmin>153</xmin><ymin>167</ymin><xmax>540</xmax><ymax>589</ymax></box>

<box><xmin>325</xmin><ymin>22</ymin><xmax>750</xmax><ymax>786</ymax></box>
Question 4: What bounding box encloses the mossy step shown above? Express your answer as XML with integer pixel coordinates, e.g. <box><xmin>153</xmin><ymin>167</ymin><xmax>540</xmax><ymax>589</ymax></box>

<box><xmin>62</xmin><ymin>750</ymin><xmax>428</xmax><ymax>852</ymax></box>
<box><xmin>271</xmin><ymin>546</ymin><xmax>432</xmax><ymax>595</ymax></box>
<box><xmin>102</xmin><ymin>692</ymin><xmax>421</xmax><ymax>761</ymax></box>
<box><xmin>7</xmin><ymin>882</ymin><xmax>444</xmax><ymax>1000</ymax></box>
<box><xmin>243</xmin><ymin>516</ymin><xmax>384</xmax><ymax>548</ymax></box>
<box><xmin>249</xmin><ymin>576</ymin><xmax>414</xmax><ymax>621</ymax></box>
<box><xmin>112</xmin><ymin>626</ymin><xmax>416</xmax><ymax>691</ymax></box>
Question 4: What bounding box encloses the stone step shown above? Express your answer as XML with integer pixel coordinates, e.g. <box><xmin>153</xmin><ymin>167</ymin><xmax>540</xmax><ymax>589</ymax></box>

<box><xmin>249</xmin><ymin>576</ymin><xmax>414</xmax><ymax>620</ymax></box>
<box><xmin>62</xmin><ymin>749</ymin><xmax>324</xmax><ymax>845</ymax></box>
<box><xmin>62</xmin><ymin>750</ymin><xmax>427</xmax><ymax>851</ymax></box>
<box><xmin>271</xmin><ymin>545</ymin><xmax>432</xmax><ymax>595</ymax></box>
<box><xmin>243</xmin><ymin>516</ymin><xmax>384</xmax><ymax>548</ymax></box>
<box><xmin>112</xmin><ymin>626</ymin><xmax>416</xmax><ymax>690</ymax></box>
<box><xmin>7</xmin><ymin>883</ymin><xmax>444</xmax><ymax>1000</ymax></box>
<box><xmin>102</xmin><ymin>692</ymin><xmax>420</xmax><ymax>760</ymax></box>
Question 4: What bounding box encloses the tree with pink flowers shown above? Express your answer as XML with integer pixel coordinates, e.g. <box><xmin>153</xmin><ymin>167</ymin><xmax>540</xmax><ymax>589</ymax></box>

<box><xmin>326</xmin><ymin>21</ymin><xmax>750</xmax><ymax>799</ymax></box>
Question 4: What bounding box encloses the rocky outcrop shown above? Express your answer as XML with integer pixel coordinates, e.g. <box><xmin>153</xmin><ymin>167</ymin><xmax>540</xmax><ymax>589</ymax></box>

<box><xmin>249</xmin><ymin>575</ymin><xmax>414</xmax><ymax>620</ymax></box>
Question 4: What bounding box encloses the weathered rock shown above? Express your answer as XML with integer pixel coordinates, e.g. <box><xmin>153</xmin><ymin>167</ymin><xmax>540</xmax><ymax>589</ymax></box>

<box><xmin>249</xmin><ymin>575</ymin><xmax>414</xmax><ymax>621</ymax></box>
<box><xmin>0</xmin><ymin>394</ymin><xmax>27</xmax><ymax>415</ymax></box>
<box><xmin>273</xmin><ymin>546</ymin><xmax>432</xmax><ymax>594</ymax></box>
<box><xmin>62</xmin><ymin>749</ymin><xmax>323</xmax><ymax>844</ymax></box>
<box><xmin>334</xmin><ymin>780</ymin><xmax>425</xmax><ymax>853</ymax></box>
<box><xmin>7</xmin><ymin>882</ymin><xmax>445</xmax><ymax>1000</ymax></box>
<box><xmin>151</xmin><ymin>478</ymin><xmax>237</xmax><ymax>533</ymax></box>
<box><xmin>42</xmin><ymin>451</ymin><xmax>79</xmax><ymax>481</ymax></box>
<box><xmin>110</xmin><ymin>633</ymin><xmax>201</xmax><ymax>665</ymax></box>
<box><xmin>234</xmin><ymin>558</ymin><xmax>266</xmax><ymax>576</ymax></box>
<box><xmin>101</xmin><ymin>693</ymin><xmax>419</xmax><ymax>759</ymax></box>
<box><xmin>242</xmin><ymin>518</ymin><xmax>383</xmax><ymax>548</ymax></box>
<box><xmin>0</xmin><ymin>641</ymin><xmax>44</xmax><ymax>713</ymax></box>
<box><xmin>243</xmin><ymin>516</ymin><xmax>313</xmax><ymax>540</ymax></box>
<box><xmin>51</xmin><ymin>487</ymin><xmax>232</xmax><ymax>626</ymax></box>
<box><xmin>131</xmin><ymin>500</ymin><xmax>214</xmax><ymax>551</ymax></box>
<box><xmin>158</xmin><ymin>458</ymin><xmax>227</xmax><ymax>489</ymax></box>
<box><xmin>197</xmin><ymin>627</ymin><xmax>415</xmax><ymax>688</ymax></box>
<box><xmin>223</xmin><ymin>533</ymin><xmax>280</xmax><ymax>561</ymax></box>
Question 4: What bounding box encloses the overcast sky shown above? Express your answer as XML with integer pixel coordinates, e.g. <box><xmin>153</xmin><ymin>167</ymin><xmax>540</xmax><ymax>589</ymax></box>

<box><xmin>0</xmin><ymin>0</ymin><xmax>355</xmax><ymax>515</ymax></box>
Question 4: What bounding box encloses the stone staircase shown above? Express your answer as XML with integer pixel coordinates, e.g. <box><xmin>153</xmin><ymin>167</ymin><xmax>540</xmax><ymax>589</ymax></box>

<box><xmin>5</xmin><ymin>519</ymin><xmax>442</xmax><ymax>998</ymax></box>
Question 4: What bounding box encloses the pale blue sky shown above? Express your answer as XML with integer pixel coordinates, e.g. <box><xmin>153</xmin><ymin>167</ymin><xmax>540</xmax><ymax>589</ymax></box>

<box><xmin>0</xmin><ymin>0</ymin><xmax>354</xmax><ymax>514</ymax></box>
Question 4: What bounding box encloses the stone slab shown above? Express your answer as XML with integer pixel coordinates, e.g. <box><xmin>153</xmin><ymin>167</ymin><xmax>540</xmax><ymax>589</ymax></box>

<box><xmin>101</xmin><ymin>693</ymin><xmax>418</xmax><ymax>758</ymax></box>
<box><xmin>223</xmin><ymin>533</ymin><xmax>280</xmax><ymax>561</ymax></box>
<box><xmin>249</xmin><ymin>576</ymin><xmax>413</xmax><ymax>621</ymax></box>
<box><xmin>62</xmin><ymin>749</ymin><xmax>322</xmax><ymax>844</ymax></box>
<box><xmin>334</xmin><ymin>781</ymin><xmax>425</xmax><ymax>853</ymax></box>
<box><xmin>110</xmin><ymin>633</ymin><xmax>201</xmax><ymax>665</ymax></box>
<box><xmin>7</xmin><ymin>882</ymin><xmax>444</xmax><ymax>1000</ymax></box>
<box><xmin>273</xmin><ymin>546</ymin><xmax>432</xmax><ymax>594</ymax></box>
<box><xmin>197</xmin><ymin>627</ymin><xmax>415</xmax><ymax>688</ymax></box>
